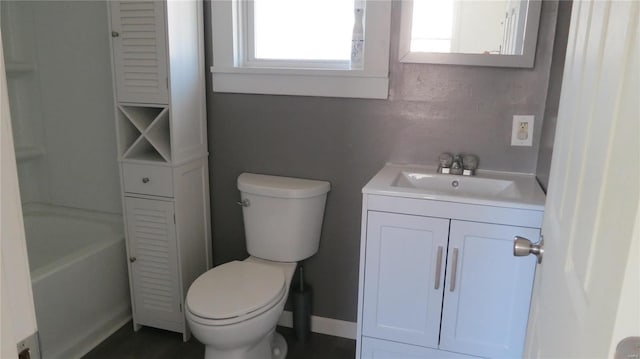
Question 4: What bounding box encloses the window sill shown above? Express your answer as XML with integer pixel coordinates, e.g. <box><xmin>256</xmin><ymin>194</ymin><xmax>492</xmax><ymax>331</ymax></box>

<box><xmin>211</xmin><ymin>70</ymin><xmax>389</xmax><ymax>99</ymax></box>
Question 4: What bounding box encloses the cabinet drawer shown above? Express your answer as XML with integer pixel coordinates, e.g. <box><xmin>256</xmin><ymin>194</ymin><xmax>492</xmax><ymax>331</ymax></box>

<box><xmin>361</xmin><ymin>337</ymin><xmax>480</xmax><ymax>359</ymax></box>
<box><xmin>122</xmin><ymin>163</ymin><xmax>173</xmax><ymax>197</ymax></box>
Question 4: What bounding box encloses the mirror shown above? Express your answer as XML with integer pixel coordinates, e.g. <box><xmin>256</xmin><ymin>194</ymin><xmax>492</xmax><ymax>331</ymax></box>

<box><xmin>399</xmin><ymin>0</ymin><xmax>542</xmax><ymax>68</ymax></box>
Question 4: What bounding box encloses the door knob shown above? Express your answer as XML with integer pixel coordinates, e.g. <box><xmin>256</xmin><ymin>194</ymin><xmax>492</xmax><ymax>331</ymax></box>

<box><xmin>513</xmin><ymin>236</ymin><xmax>544</xmax><ymax>264</ymax></box>
<box><xmin>129</xmin><ymin>256</ymin><xmax>137</xmax><ymax>263</ymax></box>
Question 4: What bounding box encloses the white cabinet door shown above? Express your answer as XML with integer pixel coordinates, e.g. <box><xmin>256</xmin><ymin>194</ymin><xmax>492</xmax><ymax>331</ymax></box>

<box><xmin>110</xmin><ymin>0</ymin><xmax>169</xmax><ymax>104</ymax></box>
<box><xmin>362</xmin><ymin>211</ymin><xmax>449</xmax><ymax>348</ymax></box>
<box><xmin>440</xmin><ymin>220</ymin><xmax>538</xmax><ymax>358</ymax></box>
<box><xmin>361</xmin><ymin>337</ymin><xmax>480</xmax><ymax>359</ymax></box>
<box><xmin>125</xmin><ymin>197</ymin><xmax>182</xmax><ymax>327</ymax></box>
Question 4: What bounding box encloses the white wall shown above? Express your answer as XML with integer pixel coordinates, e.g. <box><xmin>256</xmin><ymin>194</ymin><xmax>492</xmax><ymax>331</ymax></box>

<box><xmin>3</xmin><ymin>1</ymin><xmax>121</xmax><ymax>214</ymax></box>
<box><xmin>32</xmin><ymin>1</ymin><xmax>121</xmax><ymax>213</ymax></box>
<box><xmin>1</xmin><ymin>1</ymin><xmax>50</xmax><ymax>205</ymax></box>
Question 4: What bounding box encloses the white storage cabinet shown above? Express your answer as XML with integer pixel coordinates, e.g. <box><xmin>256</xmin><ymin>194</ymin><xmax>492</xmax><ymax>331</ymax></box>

<box><xmin>108</xmin><ymin>0</ymin><xmax>211</xmax><ymax>340</ymax></box>
<box><xmin>357</xmin><ymin>194</ymin><xmax>543</xmax><ymax>358</ymax></box>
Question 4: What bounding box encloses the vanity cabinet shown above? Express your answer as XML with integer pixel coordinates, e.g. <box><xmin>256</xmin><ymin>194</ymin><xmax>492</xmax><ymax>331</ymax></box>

<box><xmin>357</xmin><ymin>189</ymin><xmax>543</xmax><ymax>359</ymax></box>
<box><xmin>108</xmin><ymin>0</ymin><xmax>210</xmax><ymax>340</ymax></box>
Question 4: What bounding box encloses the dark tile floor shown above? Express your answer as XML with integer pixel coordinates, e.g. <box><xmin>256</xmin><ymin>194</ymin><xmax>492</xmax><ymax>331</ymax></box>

<box><xmin>83</xmin><ymin>321</ymin><xmax>355</xmax><ymax>359</ymax></box>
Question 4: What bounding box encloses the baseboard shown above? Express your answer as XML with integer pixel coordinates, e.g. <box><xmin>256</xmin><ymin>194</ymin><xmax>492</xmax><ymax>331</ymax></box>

<box><xmin>54</xmin><ymin>310</ymin><xmax>131</xmax><ymax>359</ymax></box>
<box><xmin>277</xmin><ymin>311</ymin><xmax>357</xmax><ymax>340</ymax></box>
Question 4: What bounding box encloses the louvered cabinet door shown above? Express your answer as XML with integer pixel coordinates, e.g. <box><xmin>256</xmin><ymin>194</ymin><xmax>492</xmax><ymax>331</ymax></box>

<box><xmin>125</xmin><ymin>197</ymin><xmax>182</xmax><ymax>329</ymax></box>
<box><xmin>110</xmin><ymin>0</ymin><xmax>169</xmax><ymax>104</ymax></box>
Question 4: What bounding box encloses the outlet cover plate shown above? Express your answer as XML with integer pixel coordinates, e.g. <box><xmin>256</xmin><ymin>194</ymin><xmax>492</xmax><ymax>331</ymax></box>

<box><xmin>511</xmin><ymin>115</ymin><xmax>534</xmax><ymax>146</ymax></box>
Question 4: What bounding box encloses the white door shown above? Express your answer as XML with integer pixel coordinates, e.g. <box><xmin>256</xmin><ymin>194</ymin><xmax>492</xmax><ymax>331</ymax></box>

<box><xmin>125</xmin><ymin>197</ymin><xmax>182</xmax><ymax>328</ymax></box>
<box><xmin>525</xmin><ymin>2</ymin><xmax>639</xmax><ymax>358</ymax></box>
<box><xmin>362</xmin><ymin>211</ymin><xmax>449</xmax><ymax>348</ymax></box>
<box><xmin>501</xmin><ymin>0</ymin><xmax>527</xmax><ymax>54</ymax></box>
<box><xmin>440</xmin><ymin>221</ymin><xmax>538</xmax><ymax>358</ymax></box>
<box><xmin>1</xmin><ymin>29</ymin><xmax>38</xmax><ymax>359</ymax></box>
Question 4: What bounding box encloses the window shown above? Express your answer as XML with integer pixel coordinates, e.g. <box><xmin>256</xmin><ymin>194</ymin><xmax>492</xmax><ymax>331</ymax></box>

<box><xmin>211</xmin><ymin>0</ymin><xmax>391</xmax><ymax>99</ymax></box>
<box><xmin>251</xmin><ymin>0</ymin><xmax>352</xmax><ymax>62</ymax></box>
<box><xmin>410</xmin><ymin>0</ymin><xmax>455</xmax><ymax>53</ymax></box>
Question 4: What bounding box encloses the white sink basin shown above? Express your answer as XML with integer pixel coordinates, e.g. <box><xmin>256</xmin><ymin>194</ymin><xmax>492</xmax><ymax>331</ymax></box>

<box><xmin>392</xmin><ymin>171</ymin><xmax>521</xmax><ymax>199</ymax></box>
<box><xmin>363</xmin><ymin>163</ymin><xmax>546</xmax><ymax>210</ymax></box>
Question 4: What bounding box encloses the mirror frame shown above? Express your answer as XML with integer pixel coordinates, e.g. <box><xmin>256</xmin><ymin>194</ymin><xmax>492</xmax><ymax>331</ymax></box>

<box><xmin>398</xmin><ymin>0</ymin><xmax>542</xmax><ymax>68</ymax></box>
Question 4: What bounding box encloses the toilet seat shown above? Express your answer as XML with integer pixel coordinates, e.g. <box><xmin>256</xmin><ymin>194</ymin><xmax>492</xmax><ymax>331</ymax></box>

<box><xmin>186</xmin><ymin>261</ymin><xmax>286</xmax><ymax>326</ymax></box>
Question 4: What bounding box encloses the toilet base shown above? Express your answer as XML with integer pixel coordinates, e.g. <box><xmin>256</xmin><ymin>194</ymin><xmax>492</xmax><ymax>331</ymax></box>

<box><xmin>271</xmin><ymin>332</ymin><xmax>287</xmax><ymax>359</ymax></box>
<box><xmin>203</xmin><ymin>330</ymin><xmax>288</xmax><ymax>359</ymax></box>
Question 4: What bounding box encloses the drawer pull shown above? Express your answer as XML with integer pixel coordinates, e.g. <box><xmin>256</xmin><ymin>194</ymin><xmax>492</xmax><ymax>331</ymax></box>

<box><xmin>142</xmin><ymin>177</ymin><xmax>150</xmax><ymax>184</ymax></box>
<box><xmin>434</xmin><ymin>245</ymin><xmax>443</xmax><ymax>290</ymax></box>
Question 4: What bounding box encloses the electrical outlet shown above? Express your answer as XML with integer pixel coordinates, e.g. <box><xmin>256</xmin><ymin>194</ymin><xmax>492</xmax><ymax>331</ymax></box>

<box><xmin>511</xmin><ymin>115</ymin><xmax>534</xmax><ymax>146</ymax></box>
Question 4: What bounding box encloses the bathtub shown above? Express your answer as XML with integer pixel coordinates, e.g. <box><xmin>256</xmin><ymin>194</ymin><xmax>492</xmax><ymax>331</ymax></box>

<box><xmin>23</xmin><ymin>204</ymin><xmax>131</xmax><ymax>359</ymax></box>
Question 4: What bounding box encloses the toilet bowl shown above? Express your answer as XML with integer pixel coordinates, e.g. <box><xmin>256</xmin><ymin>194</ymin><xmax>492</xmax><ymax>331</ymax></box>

<box><xmin>185</xmin><ymin>173</ymin><xmax>330</xmax><ymax>359</ymax></box>
<box><xmin>186</xmin><ymin>257</ymin><xmax>296</xmax><ymax>359</ymax></box>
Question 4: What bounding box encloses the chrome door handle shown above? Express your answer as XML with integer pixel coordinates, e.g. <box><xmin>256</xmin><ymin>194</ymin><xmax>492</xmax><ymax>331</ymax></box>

<box><xmin>434</xmin><ymin>246</ymin><xmax>443</xmax><ymax>290</ymax></box>
<box><xmin>449</xmin><ymin>248</ymin><xmax>459</xmax><ymax>292</ymax></box>
<box><xmin>514</xmin><ymin>236</ymin><xmax>544</xmax><ymax>264</ymax></box>
<box><xmin>236</xmin><ymin>199</ymin><xmax>250</xmax><ymax>207</ymax></box>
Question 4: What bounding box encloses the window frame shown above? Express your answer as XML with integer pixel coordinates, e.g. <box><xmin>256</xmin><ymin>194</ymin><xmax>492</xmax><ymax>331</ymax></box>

<box><xmin>210</xmin><ymin>0</ymin><xmax>391</xmax><ymax>99</ymax></box>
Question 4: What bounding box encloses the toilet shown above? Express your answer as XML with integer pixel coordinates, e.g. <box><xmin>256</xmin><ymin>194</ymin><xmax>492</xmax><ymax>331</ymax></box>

<box><xmin>185</xmin><ymin>173</ymin><xmax>330</xmax><ymax>359</ymax></box>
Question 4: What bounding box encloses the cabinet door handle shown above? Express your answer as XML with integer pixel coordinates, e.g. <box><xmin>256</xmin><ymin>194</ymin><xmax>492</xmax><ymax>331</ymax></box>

<box><xmin>449</xmin><ymin>248</ymin><xmax>459</xmax><ymax>292</ymax></box>
<box><xmin>142</xmin><ymin>177</ymin><xmax>150</xmax><ymax>183</ymax></box>
<box><xmin>434</xmin><ymin>245</ymin><xmax>444</xmax><ymax>290</ymax></box>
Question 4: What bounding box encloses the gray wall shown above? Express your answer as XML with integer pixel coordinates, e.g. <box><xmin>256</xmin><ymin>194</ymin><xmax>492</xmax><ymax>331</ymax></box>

<box><xmin>536</xmin><ymin>1</ymin><xmax>573</xmax><ymax>192</ymax></box>
<box><xmin>205</xmin><ymin>1</ymin><xmax>561</xmax><ymax>322</ymax></box>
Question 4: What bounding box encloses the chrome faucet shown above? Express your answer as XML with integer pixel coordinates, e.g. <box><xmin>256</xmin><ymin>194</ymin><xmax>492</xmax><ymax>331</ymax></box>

<box><xmin>438</xmin><ymin>153</ymin><xmax>478</xmax><ymax>176</ymax></box>
<box><xmin>450</xmin><ymin>155</ymin><xmax>463</xmax><ymax>175</ymax></box>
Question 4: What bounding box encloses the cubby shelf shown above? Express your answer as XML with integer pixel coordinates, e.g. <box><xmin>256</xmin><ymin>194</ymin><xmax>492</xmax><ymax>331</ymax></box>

<box><xmin>117</xmin><ymin>104</ymin><xmax>171</xmax><ymax>162</ymax></box>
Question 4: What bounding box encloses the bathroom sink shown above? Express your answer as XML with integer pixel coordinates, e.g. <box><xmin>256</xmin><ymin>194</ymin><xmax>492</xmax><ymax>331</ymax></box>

<box><xmin>363</xmin><ymin>163</ymin><xmax>546</xmax><ymax>210</ymax></box>
<box><xmin>392</xmin><ymin>171</ymin><xmax>521</xmax><ymax>199</ymax></box>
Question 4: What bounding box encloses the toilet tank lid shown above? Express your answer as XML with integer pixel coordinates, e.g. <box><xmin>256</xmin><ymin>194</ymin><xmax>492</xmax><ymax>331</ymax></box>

<box><xmin>238</xmin><ymin>173</ymin><xmax>330</xmax><ymax>199</ymax></box>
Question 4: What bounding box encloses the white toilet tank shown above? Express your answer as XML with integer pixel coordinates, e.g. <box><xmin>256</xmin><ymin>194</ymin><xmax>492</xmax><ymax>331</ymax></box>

<box><xmin>237</xmin><ymin>173</ymin><xmax>330</xmax><ymax>262</ymax></box>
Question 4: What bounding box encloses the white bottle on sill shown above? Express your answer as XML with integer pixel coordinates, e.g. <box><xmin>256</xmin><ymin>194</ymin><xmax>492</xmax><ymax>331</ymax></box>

<box><xmin>351</xmin><ymin>7</ymin><xmax>364</xmax><ymax>68</ymax></box>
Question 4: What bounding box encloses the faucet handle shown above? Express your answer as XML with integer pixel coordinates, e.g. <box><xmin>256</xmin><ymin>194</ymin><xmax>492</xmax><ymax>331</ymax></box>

<box><xmin>462</xmin><ymin>154</ymin><xmax>478</xmax><ymax>169</ymax></box>
<box><xmin>438</xmin><ymin>153</ymin><xmax>453</xmax><ymax>168</ymax></box>
<box><xmin>438</xmin><ymin>153</ymin><xmax>453</xmax><ymax>174</ymax></box>
<box><xmin>462</xmin><ymin>154</ymin><xmax>479</xmax><ymax>175</ymax></box>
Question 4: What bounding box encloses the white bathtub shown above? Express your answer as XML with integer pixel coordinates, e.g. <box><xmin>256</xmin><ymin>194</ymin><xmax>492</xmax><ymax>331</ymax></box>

<box><xmin>23</xmin><ymin>204</ymin><xmax>131</xmax><ymax>359</ymax></box>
